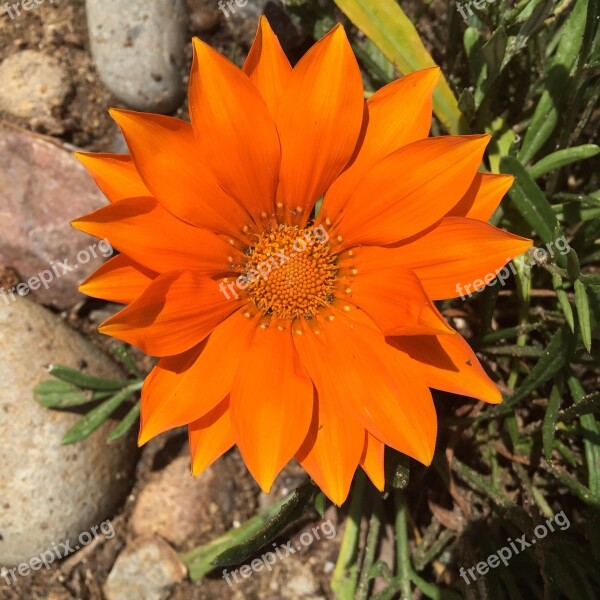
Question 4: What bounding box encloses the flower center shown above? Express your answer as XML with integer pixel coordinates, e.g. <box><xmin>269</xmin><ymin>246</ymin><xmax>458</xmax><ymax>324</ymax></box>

<box><xmin>245</xmin><ymin>224</ymin><xmax>337</xmax><ymax>320</ymax></box>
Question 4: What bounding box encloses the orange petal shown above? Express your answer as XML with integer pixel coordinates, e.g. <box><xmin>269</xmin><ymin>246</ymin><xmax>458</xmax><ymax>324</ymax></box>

<box><xmin>319</xmin><ymin>68</ymin><xmax>439</xmax><ymax>223</ymax></box>
<box><xmin>75</xmin><ymin>152</ymin><xmax>150</xmax><ymax>203</ymax></box>
<box><xmin>360</xmin><ymin>433</ymin><xmax>385</xmax><ymax>491</ymax></box>
<box><xmin>109</xmin><ymin>109</ymin><xmax>252</xmax><ymax>238</ymax></box>
<box><xmin>293</xmin><ymin>307</ymin><xmax>437</xmax><ymax>466</ymax></box>
<box><xmin>449</xmin><ymin>173</ymin><xmax>514</xmax><ymax>222</ymax></box>
<box><xmin>189</xmin><ymin>37</ymin><xmax>281</xmax><ymax>222</ymax></box>
<box><xmin>243</xmin><ymin>16</ymin><xmax>292</xmax><ymax>117</ymax></box>
<box><xmin>339</xmin><ymin>260</ymin><xmax>453</xmax><ymax>336</ymax></box>
<box><xmin>72</xmin><ymin>196</ymin><xmax>240</xmax><ymax>274</ymax></box>
<box><xmin>295</xmin><ymin>391</ymin><xmax>364</xmax><ymax>506</ymax></box>
<box><xmin>138</xmin><ymin>309</ymin><xmax>257</xmax><ymax>444</ymax></box>
<box><xmin>333</xmin><ymin>135</ymin><xmax>490</xmax><ymax>247</ymax></box>
<box><xmin>99</xmin><ymin>270</ymin><xmax>239</xmax><ymax>356</ymax></box>
<box><xmin>189</xmin><ymin>399</ymin><xmax>235</xmax><ymax>476</ymax></box>
<box><xmin>230</xmin><ymin>325</ymin><xmax>313</xmax><ymax>493</ymax></box>
<box><xmin>388</xmin><ymin>332</ymin><xmax>501</xmax><ymax>404</ymax></box>
<box><xmin>275</xmin><ymin>25</ymin><xmax>364</xmax><ymax>224</ymax></box>
<box><xmin>387</xmin><ymin>216</ymin><xmax>532</xmax><ymax>300</ymax></box>
<box><xmin>79</xmin><ymin>254</ymin><xmax>156</xmax><ymax>304</ymax></box>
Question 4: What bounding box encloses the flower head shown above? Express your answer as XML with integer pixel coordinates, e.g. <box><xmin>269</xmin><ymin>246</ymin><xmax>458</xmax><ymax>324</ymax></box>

<box><xmin>73</xmin><ymin>18</ymin><xmax>531</xmax><ymax>505</ymax></box>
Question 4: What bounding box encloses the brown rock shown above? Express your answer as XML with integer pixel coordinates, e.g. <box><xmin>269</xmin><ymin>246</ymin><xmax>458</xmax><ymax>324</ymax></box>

<box><xmin>131</xmin><ymin>455</ymin><xmax>226</xmax><ymax>549</ymax></box>
<box><xmin>0</xmin><ymin>122</ymin><xmax>109</xmax><ymax>308</ymax></box>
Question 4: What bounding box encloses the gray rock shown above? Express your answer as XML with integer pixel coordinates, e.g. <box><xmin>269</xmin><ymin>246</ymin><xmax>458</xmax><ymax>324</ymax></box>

<box><xmin>104</xmin><ymin>537</ymin><xmax>187</xmax><ymax>600</ymax></box>
<box><xmin>86</xmin><ymin>0</ymin><xmax>188</xmax><ymax>113</ymax></box>
<box><xmin>0</xmin><ymin>51</ymin><xmax>72</xmax><ymax>121</ymax></box>
<box><xmin>0</xmin><ymin>122</ymin><xmax>109</xmax><ymax>309</ymax></box>
<box><xmin>0</xmin><ymin>299</ymin><xmax>137</xmax><ymax>566</ymax></box>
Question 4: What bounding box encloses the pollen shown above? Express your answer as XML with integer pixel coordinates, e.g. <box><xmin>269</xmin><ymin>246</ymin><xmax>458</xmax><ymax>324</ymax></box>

<box><xmin>245</xmin><ymin>224</ymin><xmax>337</xmax><ymax>320</ymax></box>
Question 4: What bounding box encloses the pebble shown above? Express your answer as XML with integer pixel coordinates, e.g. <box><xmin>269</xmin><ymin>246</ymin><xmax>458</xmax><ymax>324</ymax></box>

<box><xmin>130</xmin><ymin>455</ymin><xmax>225</xmax><ymax>550</ymax></box>
<box><xmin>86</xmin><ymin>0</ymin><xmax>188</xmax><ymax>113</ymax></box>
<box><xmin>0</xmin><ymin>122</ymin><xmax>109</xmax><ymax>309</ymax></box>
<box><xmin>103</xmin><ymin>537</ymin><xmax>187</xmax><ymax>600</ymax></box>
<box><xmin>0</xmin><ymin>299</ymin><xmax>137</xmax><ymax>566</ymax></box>
<box><xmin>0</xmin><ymin>51</ymin><xmax>71</xmax><ymax>120</ymax></box>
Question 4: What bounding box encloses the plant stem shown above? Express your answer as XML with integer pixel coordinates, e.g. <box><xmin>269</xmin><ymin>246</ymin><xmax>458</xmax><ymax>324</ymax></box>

<box><xmin>356</xmin><ymin>490</ymin><xmax>382</xmax><ymax>600</ymax></box>
<box><xmin>394</xmin><ymin>489</ymin><xmax>412</xmax><ymax>600</ymax></box>
<box><xmin>332</xmin><ymin>470</ymin><xmax>367</xmax><ymax>599</ymax></box>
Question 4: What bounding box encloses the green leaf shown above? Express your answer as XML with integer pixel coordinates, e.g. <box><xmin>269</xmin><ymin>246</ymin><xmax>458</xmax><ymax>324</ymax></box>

<box><xmin>107</xmin><ymin>400</ymin><xmax>141</xmax><ymax>442</ymax></box>
<box><xmin>560</xmin><ymin>392</ymin><xmax>600</xmax><ymax>420</ymax></box>
<box><xmin>181</xmin><ymin>489</ymin><xmax>300</xmax><ymax>581</ymax></box>
<box><xmin>332</xmin><ymin>0</ymin><xmax>469</xmax><ymax>134</ymax></box>
<box><xmin>61</xmin><ymin>382</ymin><xmax>142</xmax><ymax>445</ymax></box>
<box><xmin>500</xmin><ymin>155</ymin><xmax>567</xmax><ymax>267</ymax></box>
<box><xmin>49</xmin><ymin>364</ymin><xmax>131</xmax><ymax>391</ymax></box>
<box><xmin>313</xmin><ymin>490</ymin><xmax>327</xmax><ymax>517</ymax></box>
<box><xmin>34</xmin><ymin>380</ymin><xmax>91</xmax><ymax>408</ymax></box>
<box><xmin>552</xmin><ymin>273</ymin><xmax>575</xmax><ymax>332</ymax></box>
<box><xmin>503</xmin><ymin>323</ymin><xmax>577</xmax><ymax>409</ymax></box>
<box><xmin>211</xmin><ymin>482</ymin><xmax>316</xmax><ymax>567</ymax></box>
<box><xmin>528</xmin><ymin>144</ymin><xmax>600</xmax><ymax>179</ymax></box>
<box><xmin>518</xmin><ymin>0</ymin><xmax>589</xmax><ymax>164</ymax></box>
<box><xmin>543</xmin><ymin>384</ymin><xmax>562</xmax><ymax>460</ymax></box>
<box><xmin>575</xmin><ymin>280</ymin><xmax>592</xmax><ymax>352</ymax></box>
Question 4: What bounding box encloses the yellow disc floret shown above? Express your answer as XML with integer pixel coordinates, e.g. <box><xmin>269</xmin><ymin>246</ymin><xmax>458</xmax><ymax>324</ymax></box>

<box><xmin>245</xmin><ymin>224</ymin><xmax>337</xmax><ymax>319</ymax></box>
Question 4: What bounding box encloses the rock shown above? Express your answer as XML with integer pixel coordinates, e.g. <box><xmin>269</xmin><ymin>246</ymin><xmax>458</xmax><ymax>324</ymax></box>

<box><xmin>131</xmin><ymin>455</ymin><xmax>226</xmax><ymax>550</ymax></box>
<box><xmin>86</xmin><ymin>0</ymin><xmax>188</xmax><ymax>113</ymax></box>
<box><xmin>103</xmin><ymin>537</ymin><xmax>186</xmax><ymax>600</ymax></box>
<box><xmin>0</xmin><ymin>299</ymin><xmax>137</xmax><ymax>566</ymax></box>
<box><xmin>0</xmin><ymin>51</ymin><xmax>72</xmax><ymax>121</ymax></box>
<box><xmin>0</xmin><ymin>122</ymin><xmax>110</xmax><ymax>309</ymax></box>
<box><xmin>188</xmin><ymin>0</ymin><xmax>222</xmax><ymax>33</ymax></box>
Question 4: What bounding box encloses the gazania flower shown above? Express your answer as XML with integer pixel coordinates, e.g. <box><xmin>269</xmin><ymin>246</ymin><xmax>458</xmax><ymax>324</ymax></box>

<box><xmin>73</xmin><ymin>17</ymin><xmax>531</xmax><ymax>505</ymax></box>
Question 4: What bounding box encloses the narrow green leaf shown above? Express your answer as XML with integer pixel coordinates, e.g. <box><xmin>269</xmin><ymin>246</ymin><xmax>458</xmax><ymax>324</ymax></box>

<box><xmin>61</xmin><ymin>382</ymin><xmax>142</xmax><ymax>445</ymax></box>
<box><xmin>211</xmin><ymin>481</ymin><xmax>315</xmax><ymax>567</ymax></box>
<box><xmin>181</xmin><ymin>490</ymin><xmax>296</xmax><ymax>581</ymax></box>
<box><xmin>552</xmin><ymin>273</ymin><xmax>575</xmax><ymax>332</ymax></box>
<box><xmin>543</xmin><ymin>385</ymin><xmax>562</xmax><ymax>461</ymax></box>
<box><xmin>313</xmin><ymin>491</ymin><xmax>327</xmax><ymax>517</ymax></box>
<box><xmin>34</xmin><ymin>380</ymin><xmax>91</xmax><ymax>408</ymax></box>
<box><xmin>107</xmin><ymin>401</ymin><xmax>141</xmax><ymax>442</ymax></box>
<box><xmin>560</xmin><ymin>392</ymin><xmax>600</xmax><ymax>420</ymax></box>
<box><xmin>49</xmin><ymin>364</ymin><xmax>131</xmax><ymax>391</ymax></box>
<box><xmin>575</xmin><ymin>280</ymin><xmax>592</xmax><ymax>351</ymax></box>
<box><xmin>332</xmin><ymin>0</ymin><xmax>469</xmax><ymax>134</ymax></box>
<box><xmin>503</xmin><ymin>323</ymin><xmax>577</xmax><ymax>409</ymax></box>
<box><xmin>528</xmin><ymin>144</ymin><xmax>600</xmax><ymax>179</ymax></box>
<box><xmin>518</xmin><ymin>0</ymin><xmax>589</xmax><ymax>164</ymax></box>
<box><xmin>500</xmin><ymin>156</ymin><xmax>566</xmax><ymax>267</ymax></box>
<box><xmin>568</xmin><ymin>376</ymin><xmax>600</xmax><ymax>496</ymax></box>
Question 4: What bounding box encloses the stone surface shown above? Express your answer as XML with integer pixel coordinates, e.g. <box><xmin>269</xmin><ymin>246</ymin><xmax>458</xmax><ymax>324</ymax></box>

<box><xmin>0</xmin><ymin>299</ymin><xmax>137</xmax><ymax>566</ymax></box>
<box><xmin>130</xmin><ymin>455</ymin><xmax>225</xmax><ymax>550</ymax></box>
<box><xmin>0</xmin><ymin>122</ymin><xmax>110</xmax><ymax>308</ymax></box>
<box><xmin>188</xmin><ymin>0</ymin><xmax>222</xmax><ymax>33</ymax></box>
<box><xmin>86</xmin><ymin>0</ymin><xmax>188</xmax><ymax>113</ymax></box>
<box><xmin>103</xmin><ymin>537</ymin><xmax>186</xmax><ymax>600</ymax></box>
<box><xmin>0</xmin><ymin>51</ymin><xmax>72</xmax><ymax>120</ymax></box>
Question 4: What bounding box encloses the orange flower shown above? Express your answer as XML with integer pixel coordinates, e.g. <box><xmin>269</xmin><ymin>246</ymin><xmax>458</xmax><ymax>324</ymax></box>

<box><xmin>72</xmin><ymin>18</ymin><xmax>531</xmax><ymax>505</ymax></box>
